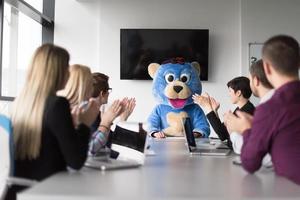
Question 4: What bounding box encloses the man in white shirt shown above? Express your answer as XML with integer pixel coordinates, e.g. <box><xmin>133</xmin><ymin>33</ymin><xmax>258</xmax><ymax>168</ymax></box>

<box><xmin>229</xmin><ymin>59</ymin><xmax>274</xmax><ymax>167</ymax></box>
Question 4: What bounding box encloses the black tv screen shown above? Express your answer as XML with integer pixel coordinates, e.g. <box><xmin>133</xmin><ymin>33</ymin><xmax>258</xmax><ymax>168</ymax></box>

<box><xmin>120</xmin><ymin>29</ymin><xmax>209</xmax><ymax>80</ymax></box>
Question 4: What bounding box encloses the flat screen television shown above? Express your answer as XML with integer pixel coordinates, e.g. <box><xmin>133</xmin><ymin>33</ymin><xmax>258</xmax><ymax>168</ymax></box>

<box><xmin>120</xmin><ymin>29</ymin><xmax>209</xmax><ymax>80</ymax></box>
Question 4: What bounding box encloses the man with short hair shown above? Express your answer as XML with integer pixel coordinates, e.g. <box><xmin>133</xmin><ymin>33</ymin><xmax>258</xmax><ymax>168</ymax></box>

<box><xmin>230</xmin><ymin>59</ymin><xmax>274</xmax><ymax>157</ymax></box>
<box><xmin>248</xmin><ymin>59</ymin><xmax>274</xmax><ymax>102</ymax></box>
<box><xmin>225</xmin><ymin>35</ymin><xmax>300</xmax><ymax>184</ymax></box>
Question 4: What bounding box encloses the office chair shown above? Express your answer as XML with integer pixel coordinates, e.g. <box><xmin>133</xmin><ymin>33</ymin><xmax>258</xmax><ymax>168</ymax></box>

<box><xmin>0</xmin><ymin>114</ymin><xmax>37</xmax><ymax>200</ymax></box>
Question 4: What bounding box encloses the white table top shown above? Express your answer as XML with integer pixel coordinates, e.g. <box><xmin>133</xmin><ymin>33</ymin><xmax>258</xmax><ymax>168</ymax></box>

<box><xmin>18</xmin><ymin>138</ymin><xmax>300</xmax><ymax>200</ymax></box>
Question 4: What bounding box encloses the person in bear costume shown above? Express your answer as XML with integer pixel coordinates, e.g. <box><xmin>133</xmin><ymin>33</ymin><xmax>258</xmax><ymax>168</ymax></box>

<box><xmin>147</xmin><ymin>57</ymin><xmax>210</xmax><ymax>138</ymax></box>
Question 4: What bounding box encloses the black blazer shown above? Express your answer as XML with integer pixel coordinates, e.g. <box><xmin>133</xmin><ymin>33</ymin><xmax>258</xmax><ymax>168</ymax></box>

<box><xmin>15</xmin><ymin>96</ymin><xmax>90</xmax><ymax>181</ymax></box>
<box><xmin>6</xmin><ymin>96</ymin><xmax>91</xmax><ymax>200</ymax></box>
<box><xmin>206</xmin><ymin>101</ymin><xmax>255</xmax><ymax>148</ymax></box>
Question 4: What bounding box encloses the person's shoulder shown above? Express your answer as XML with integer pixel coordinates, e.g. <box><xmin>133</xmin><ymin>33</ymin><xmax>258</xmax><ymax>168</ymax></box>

<box><xmin>240</xmin><ymin>101</ymin><xmax>255</xmax><ymax>115</ymax></box>
<box><xmin>247</xmin><ymin>101</ymin><xmax>256</xmax><ymax>113</ymax></box>
<box><xmin>248</xmin><ymin>100</ymin><xmax>255</xmax><ymax>108</ymax></box>
<box><xmin>46</xmin><ymin>95</ymin><xmax>70</xmax><ymax>109</ymax></box>
<box><xmin>258</xmin><ymin>93</ymin><xmax>279</xmax><ymax>108</ymax></box>
<box><xmin>43</xmin><ymin>96</ymin><xmax>70</xmax><ymax>121</ymax></box>
<box><xmin>255</xmin><ymin>97</ymin><xmax>277</xmax><ymax>116</ymax></box>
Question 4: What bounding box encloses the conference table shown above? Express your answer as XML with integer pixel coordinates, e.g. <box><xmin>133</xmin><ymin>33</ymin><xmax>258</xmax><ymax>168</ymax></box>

<box><xmin>18</xmin><ymin>138</ymin><xmax>300</xmax><ymax>200</ymax></box>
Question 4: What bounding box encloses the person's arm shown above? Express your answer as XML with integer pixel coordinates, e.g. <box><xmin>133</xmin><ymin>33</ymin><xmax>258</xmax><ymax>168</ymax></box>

<box><xmin>192</xmin><ymin>106</ymin><xmax>210</xmax><ymax>138</ymax></box>
<box><xmin>89</xmin><ymin>100</ymin><xmax>124</xmax><ymax>153</ymax></box>
<box><xmin>47</xmin><ymin>97</ymin><xmax>90</xmax><ymax>170</ymax></box>
<box><xmin>206</xmin><ymin>111</ymin><xmax>229</xmax><ymax>141</ymax></box>
<box><xmin>241</xmin><ymin>107</ymin><xmax>272</xmax><ymax>173</ymax></box>
<box><xmin>89</xmin><ymin>130</ymin><xmax>109</xmax><ymax>155</ymax></box>
<box><xmin>147</xmin><ymin>106</ymin><xmax>163</xmax><ymax>137</ymax></box>
<box><xmin>90</xmin><ymin>115</ymin><xmax>101</xmax><ymax>133</ymax></box>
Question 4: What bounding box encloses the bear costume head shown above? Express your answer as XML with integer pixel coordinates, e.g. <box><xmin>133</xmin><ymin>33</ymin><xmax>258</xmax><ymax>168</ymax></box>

<box><xmin>148</xmin><ymin>57</ymin><xmax>201</xmax><ymax>109</ymax></box>
<box><xmin>147</xmin><ymin>57</ymin><xmax>210</xmax><ymax>137</ymax></box>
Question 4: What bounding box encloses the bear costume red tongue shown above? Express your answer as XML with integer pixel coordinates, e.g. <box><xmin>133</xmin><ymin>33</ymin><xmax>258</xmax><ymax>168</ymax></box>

<box><xmin>169</xmin><ymin>99</ymin><xmax>187</xmax><ymax>108</ymax></box>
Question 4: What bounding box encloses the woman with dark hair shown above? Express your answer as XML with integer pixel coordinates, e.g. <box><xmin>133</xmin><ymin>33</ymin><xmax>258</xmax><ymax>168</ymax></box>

<box><xmin>193</xmin><ymin>76</ymin><xmax>255</xmax><ymax>148</ymax></box>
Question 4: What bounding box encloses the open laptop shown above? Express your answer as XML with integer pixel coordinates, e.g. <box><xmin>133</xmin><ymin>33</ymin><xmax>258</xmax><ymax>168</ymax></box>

<box><xmin>84</xmin><ymin>154</ymin><xmax>141</xmax><ymax>171</ymax></box>
<box><xmin>85</xmin><ymin>122</ymin><xmax>148</xmax><ymax>170</ymax></box>
<box><xmin>182</xmin><ymin>117</ymin><xmax>231</xmax><ymax>156</ymax></box>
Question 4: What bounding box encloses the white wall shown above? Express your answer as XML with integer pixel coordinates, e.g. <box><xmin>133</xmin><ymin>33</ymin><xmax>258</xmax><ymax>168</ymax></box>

<box><xmin>241</xmin><ymin>0</ymin><xmax>300</xmax><ymax>75</ymax></box>
<box><xmin>55</xmin><ymin>0</ymin><xmax>242</xmax><ymax>138</ymax></box>
<box><xmin>241</xmin><ymin>0</ymin><xmax>300</xmax><ymax>104</ymax></box>
<box><xmin>54</xmin><ymin>0</ymin><xmax>100</xmax><ymax>69</ymax></box>
<box><xmin>97</xmin><ymin>0</ymin><xmax>241</xmax><ymax>125</ymax></box>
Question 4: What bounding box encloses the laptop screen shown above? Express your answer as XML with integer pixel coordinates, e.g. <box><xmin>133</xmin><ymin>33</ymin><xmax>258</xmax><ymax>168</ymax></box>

<box><xmin>183</xmin><ymin>117</ymin><xmax>196</xmax><ymax>147</ymax></box>
<box><xmin>112</xmin><ymin>123</ymin><xmax>147</xmax><ymax>153</ymax></box>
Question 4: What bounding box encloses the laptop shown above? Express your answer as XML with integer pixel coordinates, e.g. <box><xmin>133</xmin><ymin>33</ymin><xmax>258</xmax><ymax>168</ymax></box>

<box><xmin>85</xmin><ymin>122</ymin><xmax>148</xmax><ymax>170</ymax></box>
<box><xmin>84</xmin><ymin>154</ymin><xmax>141</xmax><ymax>170</ymax></box>
<box><xmin>182</xmin><ymin>117</ymin><xmax>231</xmax><ymax>156</ymax></box>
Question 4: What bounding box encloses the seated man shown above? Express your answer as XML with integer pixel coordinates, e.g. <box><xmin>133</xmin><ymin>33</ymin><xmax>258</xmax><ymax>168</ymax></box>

<box><xmin>230</xmin><ymin>59</ymin><xmax>274</xmax><ymax>156</ymax></box>
<box><xmin>89</xmin><ymin>72</ymin><xmax>136</xmax><ymax>155</ymax></box>
<box><xmin>225</xmin><ymin>35</ymin><xmax>300</xmax><ymax>185</ymax></box>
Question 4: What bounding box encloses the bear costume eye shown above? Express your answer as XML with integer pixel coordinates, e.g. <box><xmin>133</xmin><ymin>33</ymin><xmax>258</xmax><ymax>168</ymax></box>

<box><xmin>165</xmin><ymin>73</ymin><xmax>175</xmax><ymax>83</ymax></box>
<box><xmin>180</xmin><ymin>74</ymin><xmax>190</xmax><ymax>83</ymax></box>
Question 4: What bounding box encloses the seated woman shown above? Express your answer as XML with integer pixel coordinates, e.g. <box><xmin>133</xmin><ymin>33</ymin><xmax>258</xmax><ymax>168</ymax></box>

<box><xmin>57</xmin><ymin>64</ymin><xmax>93</xmax><ymax>110</ymax></box>
<box><xmin>193</xmin><ymin>76</ymin><xmax>255</xmax><ymax>148</ymax></box>
<box><xmin>8</xmin><ymin>44</ymin><xmax>99</xmax><ymax>199</ymax></box>
<box><xmin>57</xmin><ymin>64</ymin><xmax>99</xmax><ymax>128</ymax></box>
<box><xmin>89</xmin><ymin>72</ymin><xmax>136</xmax><ymax>155</ymax></box>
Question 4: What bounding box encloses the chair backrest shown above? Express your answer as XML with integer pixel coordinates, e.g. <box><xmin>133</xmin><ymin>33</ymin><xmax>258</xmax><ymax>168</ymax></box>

<box><xmin>0</xmin><ymin>114</ymin><xmax>13</xmax><ymax>199</ymax></box>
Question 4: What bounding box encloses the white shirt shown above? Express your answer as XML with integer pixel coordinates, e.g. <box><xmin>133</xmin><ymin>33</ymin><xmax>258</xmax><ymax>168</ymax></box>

<box><xmin>230</xmin><ymin>89</ymin><xmax>275</xmax><ymax>167</ymax></box>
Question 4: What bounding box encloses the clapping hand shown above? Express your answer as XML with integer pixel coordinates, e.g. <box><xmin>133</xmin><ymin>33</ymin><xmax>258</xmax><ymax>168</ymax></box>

<box><xmin>101</xmin><ymin>100</ymin><xmax>123</xmax><ymax>127</ymax></box>
<box><xmin>192</xmin><ymin>92</ymin><xmax>213</xmax><ymax>112</ymax></box>
<box><xmin>209</xmin><ymin>96</ymin><xmax>220</xmax><ymax>112</ymax></box>
<box><xmin>72</xmin><ymin>98</ymin><xmax>99</xmax><ymax>127</ymax></box>
<box><xmin>119</xmin><ymin>97</ymin><xmax>136</xmax><ymax>121</ymax></box>
<box><xmin>224</xmin><ymin>111</ymin><xmax>253</xmax><ymax>134</ymax></box>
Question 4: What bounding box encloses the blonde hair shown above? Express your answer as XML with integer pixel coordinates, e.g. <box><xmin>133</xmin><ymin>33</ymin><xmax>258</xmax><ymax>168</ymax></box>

<box><xmin>11</xmin><ymin>44</ymin><xmax>70</xmax><ymax>160</ymax></box>
<box><xmin>57</xmin><ymin>64</ymin><xmax>93</xmax><ymax>108</ymax></box>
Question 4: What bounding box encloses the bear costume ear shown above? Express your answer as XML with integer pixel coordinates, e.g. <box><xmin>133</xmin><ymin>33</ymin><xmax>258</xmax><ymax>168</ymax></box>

<box><xmin>191</xmin><ymin>62</ymin><xmax>201</xmax><ymax>75</ymax></box>
<box><xmin>148</xmin><ymin>63</ymin><xmax>160</xmax><ymax>78</ymax></box>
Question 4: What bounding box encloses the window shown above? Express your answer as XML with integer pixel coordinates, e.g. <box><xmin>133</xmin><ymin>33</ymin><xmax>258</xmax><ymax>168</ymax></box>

<box><xmin>0</xmin><ymin>0</ymin><xmax>55</xmax><ymax>101</ymax></box>
<box><xmin>24</xmin><ymin>0</ymin><xmax>43</xmax><ymax>12</ymax></box>
<box><xmin>1</xmin><ymin>2</ymin><xmax>42</xmax><ymax>98</ymax></box>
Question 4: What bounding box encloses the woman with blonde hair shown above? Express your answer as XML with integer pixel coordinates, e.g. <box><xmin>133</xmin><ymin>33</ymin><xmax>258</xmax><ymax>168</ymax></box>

<box><xmin>8</xmin><ymin>44</ymin><xmax>98</xmax><ymax>199</ymax></box>
<box><xmin>57</xmin><ymin>64</ymin><xmax>93</xmax><ymax>109</ymax></box>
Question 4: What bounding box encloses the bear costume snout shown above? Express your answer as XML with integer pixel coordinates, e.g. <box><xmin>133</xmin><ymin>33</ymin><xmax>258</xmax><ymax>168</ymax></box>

<box><xmin>173</xmin><ymin>85</ymin><xmax>183</xmax><ymax>93</ymax></box>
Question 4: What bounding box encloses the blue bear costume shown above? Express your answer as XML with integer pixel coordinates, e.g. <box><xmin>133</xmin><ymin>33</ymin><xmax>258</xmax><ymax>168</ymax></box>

<box><xmin>147</xmin><ymin>58</ymin><xmax>210</xmax><ymax>137</ymax></box>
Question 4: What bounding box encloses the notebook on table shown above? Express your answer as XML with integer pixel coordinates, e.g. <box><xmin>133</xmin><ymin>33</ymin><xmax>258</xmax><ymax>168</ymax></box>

<box><xmin>85</xmin><ymin>122</ymin><xmax>148</xmax><ymax>170</ymax></box>
<box><xmin>182</xmin><ymin>117</ymin><xmax>231</xmax><ymax>156</ymax></box>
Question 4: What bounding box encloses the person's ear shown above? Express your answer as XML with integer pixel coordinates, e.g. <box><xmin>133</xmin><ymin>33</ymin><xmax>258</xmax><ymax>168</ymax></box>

<box><xmin>100</xmin><ymin>91</ymin><xmax>106</xmax><ymax>98</ymax></box>
<box><xmin>253</xmin><ymin>76</ymin><xmax>259</xmax><ymax>87</ymax></box>
<box><xmin>263</xmin><ymin>59</ymin><xmax>272</xmax><ymax>76</ymax></box>
<box><xmin>236</xmin><ymin>90</ymin><xmax>242</xmax><ymax>97</ymax></box>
